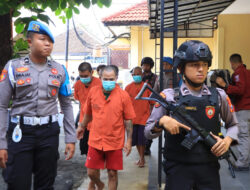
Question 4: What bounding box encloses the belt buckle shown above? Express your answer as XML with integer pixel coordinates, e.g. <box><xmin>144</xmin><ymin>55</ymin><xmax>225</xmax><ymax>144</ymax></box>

<box><xmin>33</xmin><ymin>117</ymin><xmax>41</xmax><ymax>126</ymax></box>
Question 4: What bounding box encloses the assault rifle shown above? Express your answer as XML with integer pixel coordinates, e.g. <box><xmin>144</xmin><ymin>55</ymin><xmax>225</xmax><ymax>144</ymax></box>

<box><xmin>136</xmin><ymin>83</ymin><xmax>236</xmax><ymax>178</ymax></box>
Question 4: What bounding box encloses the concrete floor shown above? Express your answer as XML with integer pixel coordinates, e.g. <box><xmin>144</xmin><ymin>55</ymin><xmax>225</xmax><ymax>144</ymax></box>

<box><xmin>76</xmin><ymin>146</ymin><xmax>149</xmax><ymax>190</ymax></box>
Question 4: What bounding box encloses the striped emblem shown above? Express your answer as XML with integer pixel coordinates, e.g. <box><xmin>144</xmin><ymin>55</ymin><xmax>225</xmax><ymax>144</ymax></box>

<box><xmin>52</xmin><ymin>79</ymin><xmax>60</xmax><ymax>86</ymax></box>
<box><xmin>16</xmin><ymin>67</ymin><xmax>29</xmax><ymax>72</ymax></box>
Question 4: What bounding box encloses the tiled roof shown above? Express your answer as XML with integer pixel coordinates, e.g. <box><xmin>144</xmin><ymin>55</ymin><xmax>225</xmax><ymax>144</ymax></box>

<box><xmin>102</xmin><ymin>1</ymin><xmax>149</xmax><ymax>26</ymax></box>
<box><xmin>52</xmin><ymin>27</ymin><xmax>107</xmax><ymax>55</ymax></box>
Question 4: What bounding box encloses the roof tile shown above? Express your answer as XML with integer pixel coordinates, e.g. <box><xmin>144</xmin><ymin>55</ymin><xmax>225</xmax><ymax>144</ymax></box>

<box><xmin>102</xmin><ymin>1</ymin><xmax>148</xmax><ymax>26</ymax></box>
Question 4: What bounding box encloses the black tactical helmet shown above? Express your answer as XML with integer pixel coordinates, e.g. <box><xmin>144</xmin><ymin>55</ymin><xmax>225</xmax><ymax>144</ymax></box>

<box><xmin>141</xmin><ymin>57</ymin><xmax>154</xmax><ymax>68</ymax></box>
<box><xmin>174</xmin><ymin>40</ymin><xmax>212</xmax><ymax>73</ymax></box>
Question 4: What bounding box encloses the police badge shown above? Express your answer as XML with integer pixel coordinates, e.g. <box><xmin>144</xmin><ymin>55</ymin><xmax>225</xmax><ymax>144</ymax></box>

<box><xmin>205</xmin><ymin>106</ymin><xmax>215</xmax><ymax>119</ymax></box>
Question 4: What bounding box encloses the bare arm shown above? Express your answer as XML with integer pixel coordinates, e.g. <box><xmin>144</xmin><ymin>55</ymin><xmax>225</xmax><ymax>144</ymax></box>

<box><xmin>80</xmin><ymin>114</ymin><xmax>92</xmax><ymax>129</ymax></box>
<box><xmin>124</xmin><ymin>120</ymin><xmax>133</xmax><ymax>141</ymax></box>
<box><xmin>124</xmin><ymin>120</ymin><xmax>133</xmax><ymax>156</ymax></box>
<box><xmin>76</xmin><ymin>114</ymin><xmax>92</xmax><ymax>140</ymax></box>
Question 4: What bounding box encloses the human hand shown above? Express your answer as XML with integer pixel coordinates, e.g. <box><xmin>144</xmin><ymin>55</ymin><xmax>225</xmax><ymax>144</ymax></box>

<box><xmin>153</xmin><ymin>126</ymin><xmax>163</xmax><ymax>133</ymax></box>
<box><xmin>0</xmin><ymin>149</ymin><xmax>8</xmax><ymax>168</ymax></box>
<box><xmin>159</xmin><ymin>116</ymin><xmax>191</xmax><ymax>135</ymax></box>
<box><xmin>76</xmin><ymin>124</ymin><xmax>85</xmax><ymax>140</ymax></box>
<box><xmin>65</xmin><ymin>143</ymin><xmax>75</xmax><ymax>160</ymax></box>
<box><xmin>123</xmin><ymin>139</ymin><xmax>132</xmax><ymax>156</ymax></box>
<box><xmin>215</xmin><ymin>77</ymin><xmax>226</xmax><ymax>88</ymax></box>
<box><xmin>210</xmin><ymin>133</ymin><xmax>232</xmax><ymax>157</ymax></box>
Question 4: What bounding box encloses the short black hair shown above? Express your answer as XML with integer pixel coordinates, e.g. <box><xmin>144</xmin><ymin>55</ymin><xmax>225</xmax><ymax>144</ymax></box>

<box><xmin>230</xmin><ymin>54</ymin><xmax>242</xmax><ymax>63</ymax></box>
<box><xmin>101</xmin><ymin>65</ymin><xmax>119</xmax><ymax>77</ymax></box>
<box><xmin>97</xmin><ymin>64</ymin><xmax>106</xmax><ymax>72</ymax></box>
<box><xmin>78</xmin><ymin>62</ymin><xmax>92</xmax><ymax>72</ymax></box>
<box><xmin>26</xmin><ymin>31</ymin><xmax>35</xmax><ymax>40</ymax></box>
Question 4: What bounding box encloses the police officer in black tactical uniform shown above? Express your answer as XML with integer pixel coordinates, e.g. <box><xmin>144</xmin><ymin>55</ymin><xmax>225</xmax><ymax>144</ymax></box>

<box><xmin>141</xmin><ymin>57</ymin><xmax>158</xmax><ymax>88</ymax></box>
<box><xmin>0</xmin><ymin>21</ymin><xmax>76</xmax><ymax>189</ymax></box>
<box><xmin>145</xmin><ymin>40</ymin><xmax>238</xmax><ymax>190</ymax></box>
<box><xmin>141</xmin><ymin>57</ymin><xmax>158</xmax><ymax>155</ymax></box>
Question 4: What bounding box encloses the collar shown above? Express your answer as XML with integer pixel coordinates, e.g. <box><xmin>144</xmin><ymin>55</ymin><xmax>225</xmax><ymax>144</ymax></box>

<box><xmin>47</xmin><ymin>59</ymin><xmax>52</xmax><ymax>67</ymax></box>
<box><xmin>23</xmin><ymin>55</ymin><xmax>31</xmax><ymax>65</ymax></box>
<box><xmin>142</xmin><ymin>71</ymin><xmax>153</xmax><ymax>76</ymax></box>
<box><xmin>133</xmin><ymin>81</ymin><xmax>143</xmax><ymax>85</ymax></box>
<box><xmin>101</xmin><ymin>84</ymin><xmax>120</xmax><ymax>101</ymax></box>
<box><xmin>180</xmin><ymin>82</ymin><xmax>211</xmax><ymax>96</ymax></box>
<box><xmin>26</xmin><ymin>55</ymin><xmax>52</xmax><ymax>67</ymax></box>
<box><xmin>235</xmin><ymin>64</ymin><xmax>245</xmax><ymax>72</ymax></box>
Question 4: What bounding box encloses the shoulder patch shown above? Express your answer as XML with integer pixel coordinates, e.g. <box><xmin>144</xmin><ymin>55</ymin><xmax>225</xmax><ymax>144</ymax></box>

<box><xmin>0</xmin><ymin>69</ymin><xmax>7</xmax><ymax>82</ymax></box>
<box><xmin>226</xmin><ymin>96</ymin><xmax>235</xmax><ymax>112</ymax></box>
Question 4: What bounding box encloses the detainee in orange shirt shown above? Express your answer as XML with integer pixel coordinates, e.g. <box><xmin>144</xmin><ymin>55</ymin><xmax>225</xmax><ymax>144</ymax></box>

<box><xmin>74</xmin><ymin>62</ymin><xmax>102</xmax><ymax>190</ymax></box>
<box><xmin>77</xmin><ymin>65</ymin><xmax>136</xmax><ymax>190</ymax></box>
<box><xmin>74</xmin><ymin>62</ymin><xmax>102</xmax><ymax>154</ymax></box>
<box><xmin>125</xmin><ymin>67</ymin><xmax>154</xmax><ymax>168</ymax></box>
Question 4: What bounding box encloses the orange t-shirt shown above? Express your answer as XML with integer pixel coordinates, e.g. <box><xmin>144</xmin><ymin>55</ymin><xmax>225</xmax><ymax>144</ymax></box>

<box><xmin>74</xmin><ymin>77</ymin><xmax>102</xmax><ymax>129</ymax></box>
<box><xmin>83</xmin><ymin>85</ymin><xmax>136</xmax><ymax>151</ymax></box>
<box><xmin>125</xmin><ymin>82</ymin><xmax>152</xmax><ymax>125</ymax></box>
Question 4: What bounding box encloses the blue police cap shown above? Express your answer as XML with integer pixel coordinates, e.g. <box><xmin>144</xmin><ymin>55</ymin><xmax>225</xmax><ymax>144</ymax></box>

<box><xmin>27</xmin><ymin>21</ymin><xmax>54</xmax><ymax>43</ymax></box>
<box><xmin>163</xmin><ymin>57</ymin><xmax>173</xmax><ymax>65</ymax></box>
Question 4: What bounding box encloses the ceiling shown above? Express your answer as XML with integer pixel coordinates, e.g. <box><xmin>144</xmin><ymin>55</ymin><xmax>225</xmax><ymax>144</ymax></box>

<box><xmin>148</xmin><ymin>0</ymin><xmax>250</xmax><ymax>39</ymax></box>
<box><xmin>148</xmin><ymin>0</ymin><xmax>235</xmax><ymax>38</ymax></box>
<box><xmin>222</xmin><ymin>0</ymin><xmax>250</xmax><ymax>14</ymax></box>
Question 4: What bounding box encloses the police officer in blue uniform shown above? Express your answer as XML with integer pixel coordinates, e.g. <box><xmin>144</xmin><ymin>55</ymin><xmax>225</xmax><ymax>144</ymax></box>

<box><xmin>0</xmin><ymin>21</ymin><xmax>76</xmax><ymax>189</ymax></box>
<box><xmin>145</xmin><ymin>40</ymin><xmax>238</xmax><ymax>190</ymax></box>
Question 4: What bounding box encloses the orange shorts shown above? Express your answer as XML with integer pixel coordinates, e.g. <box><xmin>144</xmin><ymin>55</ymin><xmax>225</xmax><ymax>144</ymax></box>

<box><xmin>85</xmin><ymin>146</ymin><xmax>123</xmax><ymax>170</ymax></box>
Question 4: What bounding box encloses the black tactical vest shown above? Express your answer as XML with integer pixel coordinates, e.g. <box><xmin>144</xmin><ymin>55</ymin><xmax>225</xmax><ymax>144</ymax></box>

<box><xmin>164</xmin><ymin>87</ymin><xmax>221</xmax><ymax>163</ymax></box>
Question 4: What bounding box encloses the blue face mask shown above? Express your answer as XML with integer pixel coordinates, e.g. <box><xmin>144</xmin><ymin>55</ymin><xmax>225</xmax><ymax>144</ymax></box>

<box><xmin>133</xmin><ymin>75</ymin><xmax>142</xmax><ymax>83</ymax></box>
<box><xmin>102</xmin><ymin>80</ymin><xmax>116</xmax><ymax>91</ymax></box>
<box><xmin>80</xmin><ymin>77</ymin><xmax>91</xmax><ymax>84</ymax></box>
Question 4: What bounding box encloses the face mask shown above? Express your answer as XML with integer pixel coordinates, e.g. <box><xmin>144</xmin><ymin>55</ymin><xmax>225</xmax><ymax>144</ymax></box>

<box><xmin>102</xmin><ymin>80</ymin><xmax>116</xmax><ymax>91</ymax></box>
<box><xmin>133</xmin><ymin>75</ymin><xmax>142</xmax><ymax>83</ymax></box>
<box><xmin>80</xmin><ymin>77</ymin><xmax>91</xmax><ymax>84</ymax></box>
